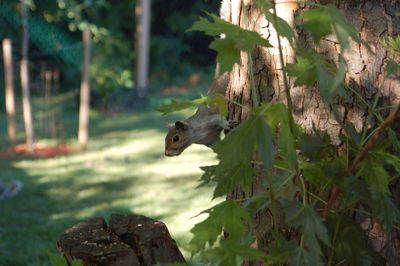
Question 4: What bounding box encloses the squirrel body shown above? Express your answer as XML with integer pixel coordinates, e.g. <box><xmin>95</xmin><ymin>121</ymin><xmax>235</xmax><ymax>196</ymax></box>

<box><xmin>164</xmin><ymin>73</ymin><xmax>234</xmax><ymax>156</ymax></box>
<box><xmin>164</xmin><ymin>2</ymin><xmax>239</xmax><ymax>157</ymax></box>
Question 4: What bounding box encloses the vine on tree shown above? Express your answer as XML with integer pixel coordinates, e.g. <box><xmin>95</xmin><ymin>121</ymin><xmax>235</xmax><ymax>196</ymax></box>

<box><xmin>159</xmin><ymin>1</ymin><xmax>400</xmax><ymax>265</ymax></box>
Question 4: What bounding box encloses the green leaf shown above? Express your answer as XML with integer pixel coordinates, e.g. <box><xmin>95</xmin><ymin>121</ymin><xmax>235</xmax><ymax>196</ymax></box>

<box><xmin>243</xmin><ymin>194</ymin><xmax>271</xmax><ymax>216</ymax></box>
<box><xmin>259</xmin><ymin>103</ymin><xmax>298</xmax><ymax>170</ymax></box>
<box><xmin>189</xmin><ymin>200</ymin><xmax>251</xmax><ymax>254</ymax></box>
<box><xmin>359</xmin><ymin>154</ymin><xmax>390</xmax><ymax>193</ymax></box>
<box><xmin>202</xmin><ymin>238</ymin><xmax>267</xmax><ymax>266</ymax></box>
<box><xmin>299</xmin><ymin>7</ymin><xmax>332</xmax><ymax>44</ymax></box>
<box><xmin>286</xmin><ymin>56</ymin><xmax>317</xmax><ymax>87</ymax></box>
<box><xmin>253</xmin><ymin>105</ymin><xmax>276</xmax><ymax>171</ymax></box>
<box><xmin>252</xmin><ymin>0</ymin><xmax>273</xmax><ymax>11</ymax></box>
<box><xmin>187</xmin><ymin>13</ymin><xmax>236</xmax><ymax>36</ymax></box>
<box><xmin>301</xmin><ymin>162</ymin><xmax>329</xmax><ymax>187</ymax></box>
<box><xmin>370</xmin><ymin>190</ymin><xmax>400</xmax><ymax>231</ymax></box>
<box><xmin>343</xmin><ymin>176</ymin><xmax>372</xmax><ymax>206</ymax></box>
<box><xmin>280</xmin><ymin>123</ymin><xmax>297</xmax><ymax>170</ymax></box>
<box><xmin>331</xmin><ymin>57</ymin><xmax>347</xmax><ymax>96</ymax></box>
<box><xmin>254</xmin><ymin>0</ymin><xmax>296</xmax><ymax>46</ymax></box>
<box><xmin>325</xmin><ymin>214</ymin><xmax>382</xmax><ymax>266</ymax></box>
<box><xmin>266</xmin><ymin>232</ymin><xmax>298</xmax><ymax>265</ymax></box>
<box><xmin>387</xmin><ymin>36</ymin><xmax>400</xmax><ymax>51</ymax></box>
<box><xmin>156</xmin><ymin>94</ymin><xmax>227</xmax><ymax>116</ymax></box>
<box><xmin>371</xmin><ymin>150</ymin><xmax>400</xmax><ymax>174</ymax></box>
<box><xmin>154</xmin><ymin>263</ymin><xmax>186</xmax><ymax>266</ymax></box>
<box><xmin>262</xmin><ymin>103</ymin><xmax>290</xmax><ymax>129</ymax></box>
<box><xmin>359</xmin><ymin>152</ymin><xmax>400</xmax><ymax>230</ymax></box>
<box><xmin>287</xmin><ymin>50</ymin><xmax>346</xmax><ymax>101</ymax></box>
<box><xmin>315</xmin><ymin>57</ymin><xmax>335</xmax><ymax>101</ymax></box>
<box><xmin>188</xmin><ymin>13</ymin><xmax>272</xmax><ymax>50</ymax></box>
<box><xmin>283</xmin><ymin>200</ymin><xmax>330</xmax><ymax>258</ymax></box>
<box><xmin>292</xmin><ymin>246</ymin><xmax>324</xmax><ymax>266</ymax></box>
<box><xmin>202</xmin><ymin>111</ymin><xmax>274</xmax><ymax>198</ymax></box>
<box><xmin>188</xmin><ymin>12</ymin><xmax>272</xmax><ymax>73</ymax></box>
<box><xmin>203</xmin><ymin>94</ymin><xmax>229</xmax><ymax>117</ymax></box>
<box><xmin>302</xmin><ymin>156</ymin><xmax>347</xmax><ymax>188</ymax></box>
<box><xmin>325</xmin><ymin>4</ymin><xmax>370</xmax><ymax>52</ymax></box>
<box><xmin>210</xmin><ymin>38</ymin><xmax>241</xmax><ymax>74</ymax></box>
<box><xmin>299</xmin><ymin>5</ymin><xmax>371</xmax><ymax>53</ymax></box>
<box><xmin>385</xmin><ymin>59</ymin><xmax>400</xmax><ymax>79</ymax></box>
<box><xmin>299</xmin><ymin>131</ymin><xmax>333</xmax><ymax>160</ymax></box>
<box><xmin>315</xmin><ymin>55</ymin><xmax>347</xmax><ymax>102</ymax></box>
<box><xmin>48</xmin><ymin>252</ymin><xmax>83</xmax><ymax>266</ymax></box>
<box><xmin>48</xmin><ymin>252</ymin><xmax>68</xmax><ymax>266</ymax></box>
<box><xmin>156</xmin><ymin>99</ymin><xmax>194</xmax><ymax>115</ymax></box>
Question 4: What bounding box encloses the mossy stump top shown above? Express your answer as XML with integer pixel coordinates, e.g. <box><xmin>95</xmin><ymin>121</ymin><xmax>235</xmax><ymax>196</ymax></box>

<box><xmin>57</xmin><ymin>214</ymin><xmax>185</xmax><ymax>266</ymax></box>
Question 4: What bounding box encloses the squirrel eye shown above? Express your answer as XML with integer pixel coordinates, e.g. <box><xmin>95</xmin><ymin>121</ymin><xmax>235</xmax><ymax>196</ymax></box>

<box><xmin>173</xmin><ymin>135</ymin><xmax>180</xmax><ymax>142</ymax></box>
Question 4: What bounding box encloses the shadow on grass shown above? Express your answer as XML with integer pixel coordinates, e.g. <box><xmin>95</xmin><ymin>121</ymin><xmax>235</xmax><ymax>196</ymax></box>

<box><xmin>0</xmin><ymin>158</ymin><xmax>141</xmax><ymax>265</ymax></box>
<box><xmin>0</xmin><ymin>151</ymin><xmax>214</xmax><ymax>265</ymax></box>
<box><xmin>0</xmin><ymin>99</ymin><xmax>213</xmax><ymax>265</ymax></box>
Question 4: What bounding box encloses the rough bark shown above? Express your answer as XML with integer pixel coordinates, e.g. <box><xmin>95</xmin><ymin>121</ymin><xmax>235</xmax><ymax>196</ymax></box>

<box><xmin>57</xmin><ymin>214</ymin><xmax>185</xmax><ymax>266</ymax></box>
<box><xmin>219</xmin><ymin>0</ymin><xmax>400</xmax><ymax>264</ymax></box>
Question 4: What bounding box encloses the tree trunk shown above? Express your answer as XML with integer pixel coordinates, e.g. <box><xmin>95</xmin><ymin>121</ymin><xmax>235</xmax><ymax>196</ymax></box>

<box><xmin>20</xmin><ymin>0</ymin><xmax>34</xmax><ymax>153</ymax></box>
<box><xmin>135</xmin><ymin>0</ymin><xmax>151</xmax><ymax>98</ymax></box>
<box><xmin>2</xmin><ymin>38</ymin><xmax>17</xmax><ymax>149</ymax></box>
<box><xmin>78</xmin><ymin>29</ymin><xmax>91</xmax><ymax>151</ymax></box>
<box><xmin>44</xmin><ymin>63</ymin><xmax>55</xmax><ymax>138</ymax></box>
<box><xmin>220</xmin><ymin>0</ymin><xmax>400</xmax><ymax>264</ymax></box>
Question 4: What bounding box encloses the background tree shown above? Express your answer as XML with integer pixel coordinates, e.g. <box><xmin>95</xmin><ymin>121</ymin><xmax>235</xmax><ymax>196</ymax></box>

<box><xmin>78</xmin><ymin>29</ymin><xmax>91</xmax><ymax>151</ymax></box>
<box><xmin>2</xmin><ymin>38</ymin><xmax>17</xmax><ymax>148</ymax></box>
<box><xmin>19</xmin><ymin>0</ymin><xmax>34</xmax><ymax>153</ymax></box>
<box><xmin>135</xmin><ymin>0</ymin><xmax>151</xmax><ymax>99</ymax></box>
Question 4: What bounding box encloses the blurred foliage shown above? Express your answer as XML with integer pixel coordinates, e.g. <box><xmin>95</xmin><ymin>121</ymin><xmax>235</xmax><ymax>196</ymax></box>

<box><xmin>0</xmin><ymin>0</ymin><xmax>219</xmax><ymax>107</ymax></box>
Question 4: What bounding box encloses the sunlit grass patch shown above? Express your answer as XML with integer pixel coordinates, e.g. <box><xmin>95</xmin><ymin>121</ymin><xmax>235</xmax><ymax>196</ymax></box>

<box><xmin>0</xmin><ymin>109</ymin><xmax>220</xmax><ymax>265</ymax></box>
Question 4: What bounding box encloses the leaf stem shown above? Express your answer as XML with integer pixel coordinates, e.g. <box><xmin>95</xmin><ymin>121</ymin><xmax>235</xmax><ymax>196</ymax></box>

<box><xmin>299</xmin><ymin>175</ymin><xmax>308</xmax><ymax>206</ymax></box>
<box><xmin>349</xmin><ymin>103</ymin><xmax>400</xmax><ymax>173</ymax></box>
<box><xmin>227</xmin><ymin>98</ymin><xmax>248</xmax><ymax>109</ymax></box>
<box><xmin>307</xmin><ymin>190</ymin><xmax>328</xmax><ymax>205</ymax></box>
<box><xmin>389</xmin><ymin>173</ymin><xmax>400</xmax><ymax>183</ymax></box>
<box><xmin>327</xmin><ymin>217</ymin><xmax>341</xmax><ymax>266</ymax></box>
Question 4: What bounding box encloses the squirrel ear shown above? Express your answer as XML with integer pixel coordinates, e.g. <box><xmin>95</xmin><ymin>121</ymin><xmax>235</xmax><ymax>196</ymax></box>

<box><xmin>175</xmin><ymin>121</ymin><xmax>189</xmax><ymax>130</ymax></box>
<box><xmin>165</xmin><ymin>123</ymin><xmax>174</xmax><ymax>129</ymax></box>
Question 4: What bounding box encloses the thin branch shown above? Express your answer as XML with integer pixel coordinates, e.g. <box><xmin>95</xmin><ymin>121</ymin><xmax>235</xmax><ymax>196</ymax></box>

<box><xmin>349</xmin><ymin>103</ymin><xmax>400</xmax><ymax>173</ymax></box>
<box><xmin>322</xmin><ymin>103</ymin><xmax>400</xmax><ymax>218</ymax></box>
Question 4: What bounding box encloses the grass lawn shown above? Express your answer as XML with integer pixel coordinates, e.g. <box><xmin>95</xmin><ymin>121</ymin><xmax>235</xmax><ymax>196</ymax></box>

<box><xmin>0</xmin><ymin>106</ymin><xmax>220</xmax><ymax>265</ymax></box>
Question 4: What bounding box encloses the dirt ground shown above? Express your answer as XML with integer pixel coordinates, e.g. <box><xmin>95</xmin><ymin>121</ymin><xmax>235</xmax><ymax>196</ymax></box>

<box><xmin>0</xmin><ymin>144</ymin><xmax>74</xmax><ymax>159</ymax></box>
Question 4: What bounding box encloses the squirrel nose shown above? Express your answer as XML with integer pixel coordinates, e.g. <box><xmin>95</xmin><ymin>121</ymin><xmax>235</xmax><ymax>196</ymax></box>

<box><xmin>165</xmin><ymin>150</ymin><xmax>172</xmax><ymax>156</ymax></box>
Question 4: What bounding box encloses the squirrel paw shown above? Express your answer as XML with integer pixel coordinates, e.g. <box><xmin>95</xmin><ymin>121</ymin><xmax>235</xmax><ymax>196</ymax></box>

<box><xmin>224</xmin><ymin>120</ymin><xmax>240</xmax><ymax>135</ymax></box>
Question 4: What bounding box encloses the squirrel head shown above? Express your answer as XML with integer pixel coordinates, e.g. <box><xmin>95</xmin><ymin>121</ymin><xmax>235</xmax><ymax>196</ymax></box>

<box><xmin>165</xmin><ymin>121</ymin><xmax>192</xmax><ymax>156</ymax></box>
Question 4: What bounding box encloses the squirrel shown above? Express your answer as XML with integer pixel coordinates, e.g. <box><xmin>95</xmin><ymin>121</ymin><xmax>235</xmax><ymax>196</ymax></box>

<box><xmin>164</xmin><ymin>3</ymin><xmax>241</xmax><ymax>157</ymax></box>
<box><xmin>164</xmin><ymin>72</ymin><xmax>238</xmax><ymax>156</ymax></box>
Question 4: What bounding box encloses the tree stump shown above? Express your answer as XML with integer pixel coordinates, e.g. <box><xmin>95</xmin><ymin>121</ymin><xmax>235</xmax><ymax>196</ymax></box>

<box><xmin>57</xmin><ymin>214</ymin><xmax>186</xmax><ymax>266</ymax></box>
